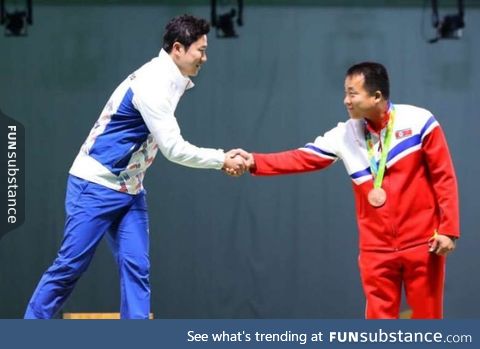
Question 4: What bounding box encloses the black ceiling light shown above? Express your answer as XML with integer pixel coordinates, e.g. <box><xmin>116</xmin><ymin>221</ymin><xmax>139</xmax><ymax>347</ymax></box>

<box><xmin>429</xmin><ymin>0</ymin><xmax>465</xmax><ymax>43</ymax></box>
<box><xmin>0</xmin><ymin>0</ymin><xmax>33</xmax><ymax>37</ymax></box>
<box><xmin>211</xmin><ymin>0</ymin><xmax>243</xmax><ymax>38</ymax></box>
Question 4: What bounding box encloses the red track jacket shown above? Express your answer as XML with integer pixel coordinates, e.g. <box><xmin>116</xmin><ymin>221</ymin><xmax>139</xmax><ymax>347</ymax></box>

<box><xmin>251</xmin><ymin>104</ymin><xmax>460</xmax><ymax>252</ymax></box>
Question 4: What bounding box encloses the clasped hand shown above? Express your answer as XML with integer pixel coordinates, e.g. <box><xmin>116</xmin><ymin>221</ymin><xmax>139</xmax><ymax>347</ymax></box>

<box><xmin>222</xmin><ymin>149</ymin><xmax>254</xmax><ymax>177</ymax></box>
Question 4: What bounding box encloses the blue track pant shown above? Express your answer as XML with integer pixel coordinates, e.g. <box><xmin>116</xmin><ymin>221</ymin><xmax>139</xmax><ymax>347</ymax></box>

<box><xmin>25</xmin><ymin>175</ymin><xmax>150</xmax><ymax>319</ymax></box>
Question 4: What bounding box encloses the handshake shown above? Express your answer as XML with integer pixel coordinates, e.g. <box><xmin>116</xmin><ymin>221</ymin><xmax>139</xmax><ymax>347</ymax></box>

<box><xmin>222</xmin><ymin>149</ymin><xmax>254</xmax><ymax>176</ymax></box>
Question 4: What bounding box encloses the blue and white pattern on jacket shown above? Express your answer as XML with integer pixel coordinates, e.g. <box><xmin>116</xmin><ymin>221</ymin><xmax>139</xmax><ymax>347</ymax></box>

<box><xmin>89</xmin><ymin>88</ymin><xmax>150</xmax><ymax>176</ymax></box>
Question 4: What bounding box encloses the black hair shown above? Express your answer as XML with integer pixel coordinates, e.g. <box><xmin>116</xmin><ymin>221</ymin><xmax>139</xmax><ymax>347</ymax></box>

<box><xmin>162</xmin><ymin>14</ymin><xmax>210</xmax><ymax>53</ymax></box>
<box><xmin>346</xmin><ymin>62</ymin><xmax>390</xmax><ymax>99</ymax></box>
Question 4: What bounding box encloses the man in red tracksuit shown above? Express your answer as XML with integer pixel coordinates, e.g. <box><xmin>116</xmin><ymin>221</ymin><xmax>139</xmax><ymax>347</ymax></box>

<box><xmin>239</xmin><ymin>62</ymin><xmax>460</xmax><ymax>319</ymax></box>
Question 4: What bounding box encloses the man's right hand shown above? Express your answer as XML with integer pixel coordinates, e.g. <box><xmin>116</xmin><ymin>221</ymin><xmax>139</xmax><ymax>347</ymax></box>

<box><xmin>222</xmin><ymin>149</ymin><xmax>254</xmax><ymax>176</ymax></box>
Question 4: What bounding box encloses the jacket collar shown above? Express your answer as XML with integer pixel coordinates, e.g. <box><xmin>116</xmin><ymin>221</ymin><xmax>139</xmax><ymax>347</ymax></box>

<box><xmin>158</xmin><ymin>49</ymin><xmax>195</xmax><ymax>90</ymax></box>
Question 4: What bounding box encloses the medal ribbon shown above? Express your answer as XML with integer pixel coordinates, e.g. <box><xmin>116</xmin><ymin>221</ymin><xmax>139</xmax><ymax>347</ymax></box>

<box><xmin>364</xmin><ymin>104</ymin><xmax>395</xmax><ymax>189</ymax></box>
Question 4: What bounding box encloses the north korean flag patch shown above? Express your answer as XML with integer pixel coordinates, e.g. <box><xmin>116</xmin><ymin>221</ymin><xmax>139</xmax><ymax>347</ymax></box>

<box><xmin>395</xmin><ymin>128</ymin><xmax>412</xmax><ymax>139</ymax></box>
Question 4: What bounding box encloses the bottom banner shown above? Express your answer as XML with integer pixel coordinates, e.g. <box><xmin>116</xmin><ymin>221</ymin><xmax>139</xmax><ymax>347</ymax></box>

<box><xmin>0</xmin><ymin>319</ymin><xmax>477</xmax><ymax>348</ymax></box>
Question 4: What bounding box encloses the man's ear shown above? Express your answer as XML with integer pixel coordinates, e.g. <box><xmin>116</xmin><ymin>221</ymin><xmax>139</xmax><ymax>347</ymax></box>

<box><xmin>171</xmin><ymin>42</ymin><xmax>184</xmax><ymax>56</ymax></box>
<box><xmin>374</xmin><ymin>91</ymin><xmax>383</xmax><ymax>102</ymax></box>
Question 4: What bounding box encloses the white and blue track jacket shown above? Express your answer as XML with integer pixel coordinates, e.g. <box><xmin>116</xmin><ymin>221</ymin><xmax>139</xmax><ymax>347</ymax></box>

<box><xmin>70</xmin><ymin>49</ymin><xmax>225</xmax><ymax>194</ymax></box>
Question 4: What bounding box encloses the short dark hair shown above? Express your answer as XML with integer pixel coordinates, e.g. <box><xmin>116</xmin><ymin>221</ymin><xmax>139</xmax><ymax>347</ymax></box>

<box><xmin>346</xmin><ymin>62</ymin><xmax>390</xmax><ymax>99</ymax></box>
<box><xmin>162</xmin><ymin>14</ymin><xmax>210</xmax><ymax>53</ymax></box>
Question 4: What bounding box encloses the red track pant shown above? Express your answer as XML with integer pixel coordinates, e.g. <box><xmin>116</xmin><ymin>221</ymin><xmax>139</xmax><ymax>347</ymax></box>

<box><xmin>358</xmin><ymin>243</ymin><xmax>446</xmax><ymax>319</ymax></box>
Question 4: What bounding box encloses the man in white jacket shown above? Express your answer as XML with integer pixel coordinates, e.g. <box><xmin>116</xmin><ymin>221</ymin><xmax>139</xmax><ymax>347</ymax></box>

<box><xmin>25</xmin><ymin>14</ymin><xmax>248</xmax><ymax>319</ymax></box>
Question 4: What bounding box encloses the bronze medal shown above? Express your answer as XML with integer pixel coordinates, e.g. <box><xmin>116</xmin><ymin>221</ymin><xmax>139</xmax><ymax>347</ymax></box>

<box><xmin>367</xmin><ymin>188</ymin><xmax>387</xmax><ymax>207</ymax></box>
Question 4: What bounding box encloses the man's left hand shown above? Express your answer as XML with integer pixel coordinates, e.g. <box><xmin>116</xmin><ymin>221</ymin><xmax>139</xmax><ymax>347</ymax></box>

<box><xmin>429</xmin><ymin>234</ymin><xmax>456</xmax><ymax>256</ymax></box>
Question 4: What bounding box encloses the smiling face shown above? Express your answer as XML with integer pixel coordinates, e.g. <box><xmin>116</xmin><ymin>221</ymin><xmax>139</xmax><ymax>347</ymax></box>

<box><xmin>343</xmin><ymin>73</ymin><xmax>380</xmax><ymax>120</ymax></box>
<box><xmin>171</xmin><ymin>34</ymin><xmax>208</xmax><ymax>77</ymax></box>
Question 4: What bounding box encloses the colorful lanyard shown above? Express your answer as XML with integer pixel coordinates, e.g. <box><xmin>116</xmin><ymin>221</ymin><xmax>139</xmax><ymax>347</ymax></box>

<box><xmin>364</xmin><ymin>104</ymin><xmax>395</xmax><ymax>189</ymax></box>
